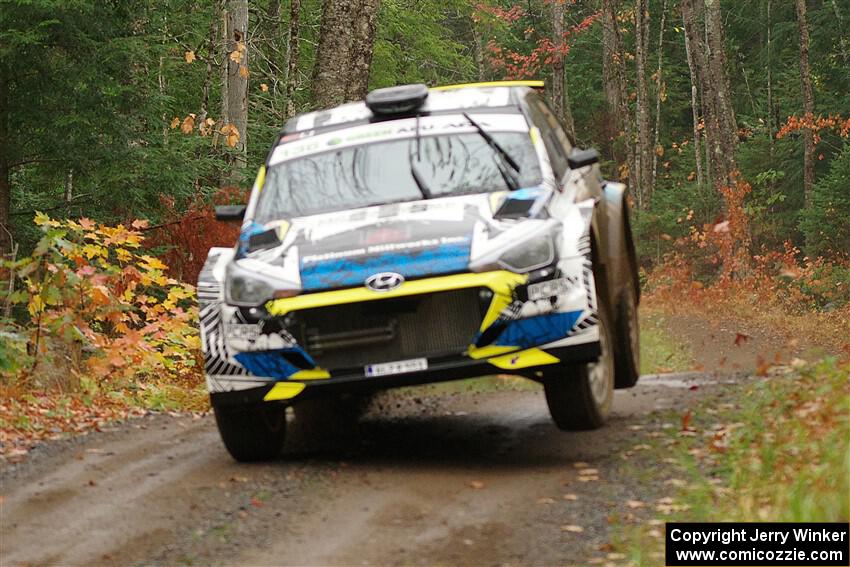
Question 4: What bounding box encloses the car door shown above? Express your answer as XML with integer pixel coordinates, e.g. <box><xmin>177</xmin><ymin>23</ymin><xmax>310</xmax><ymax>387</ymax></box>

<box><xmin>525</xmin><ymin>92</ymin><xmax>613</xmax><ymax>283</ymax></box>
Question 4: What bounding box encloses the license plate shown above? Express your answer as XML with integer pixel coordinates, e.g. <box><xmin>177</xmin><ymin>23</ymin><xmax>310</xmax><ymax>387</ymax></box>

<box><xmin>365</xmin><ymin>358</ymin><xmax>428</xmax><ymax>377</ymax></box>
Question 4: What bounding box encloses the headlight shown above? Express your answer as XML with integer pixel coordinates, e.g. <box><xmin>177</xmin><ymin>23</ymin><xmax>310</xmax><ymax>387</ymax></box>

<box><xmin>498</xmin><ymin>235</ymin><xmax>555</xmax><ymax>273</ymax></box>
<box><xmin>225</xmin><ymin>262</ymin><xmax>298</xmax><ymax>306</ymax></box>
<box><xmin>227</xmin><ymin>274</ymin><xmax>274</xmax><ymax>306</ymax></box>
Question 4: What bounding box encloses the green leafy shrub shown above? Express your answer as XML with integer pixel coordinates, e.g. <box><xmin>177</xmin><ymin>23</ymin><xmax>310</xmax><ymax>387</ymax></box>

<box><xmin>2</xmin><ymin>214</ymin><xmax>200</xmax><ymax>388</ymax></box>
<box><xmin>800</xmin><ymin>143</ymin><xmax>850</xmax><ymax>258</ymax></box>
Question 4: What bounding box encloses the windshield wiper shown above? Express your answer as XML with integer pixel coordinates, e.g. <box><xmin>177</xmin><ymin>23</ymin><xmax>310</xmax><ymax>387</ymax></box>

<box><xmin>409</xmin><ymin>114</ymin><xmax>433</xmax><ymax>199</ymax></box>
<box><xmin>462</xmin><ymin>112</ymin><xmax>522</xmax><ymax>191</ymax></box>
<box><xmin>410</xmin><ymin>162</ymin><xmax>433</xmax><ymax>199</ymax></box>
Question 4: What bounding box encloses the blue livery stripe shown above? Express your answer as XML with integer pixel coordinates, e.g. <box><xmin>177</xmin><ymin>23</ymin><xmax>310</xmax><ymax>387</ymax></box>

<box><xmin>300</xmin><ymin>242</ymin><xmax>471</xmax><ymax>291</ymax></box>
<box><xmin>234</xmin><ymin>347</ymin><xmax>314</xmax><ymax>379</ymax></box>
<box><xmin>494</xmin><ymin>310</ymin><xmax>582</xmax><ymax>349</ymax></box>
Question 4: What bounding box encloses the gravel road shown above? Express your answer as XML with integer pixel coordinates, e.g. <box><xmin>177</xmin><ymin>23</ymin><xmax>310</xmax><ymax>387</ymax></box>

<box><xmin>1</xmin><ymin>367</ymin><xmax>743</xmax><ymax>567</ymax></box>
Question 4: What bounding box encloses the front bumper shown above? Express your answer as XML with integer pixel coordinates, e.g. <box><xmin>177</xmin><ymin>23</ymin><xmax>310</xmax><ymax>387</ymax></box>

<box><xmin>202</xmin><ymin>267</ymin><xmax>600</xmax><ymax>404</ymax></box>
<box><xmin>210</xmin><ymin>342</ymin><xmax>600</xmax><ymax>407</ymax></box>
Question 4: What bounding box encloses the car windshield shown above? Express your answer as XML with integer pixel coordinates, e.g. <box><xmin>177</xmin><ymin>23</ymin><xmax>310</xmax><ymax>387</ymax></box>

<box><xmin>255</xmin><ymin>131</ymin><xmax>543</xmax><ymax>222</ymax></box>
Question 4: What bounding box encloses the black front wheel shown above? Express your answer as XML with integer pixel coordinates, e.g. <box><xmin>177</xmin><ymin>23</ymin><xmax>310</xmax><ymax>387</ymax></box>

<box><xmin>543</xmin><ymin>305</ymin><xmax>615</xmax><ymax>431</ymax></box>
<box><xmin>614</xmin><ymin>284</ymin><xmax>640</xmax><ymax>389</ymax></box>
<box><xmin>213</xmin><ymin>402</ymin><xmax>287</xmax><ymax>462</ymax></box>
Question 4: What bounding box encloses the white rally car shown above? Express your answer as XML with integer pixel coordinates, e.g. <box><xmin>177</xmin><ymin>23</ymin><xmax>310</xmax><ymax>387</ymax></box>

<box><xmin>199</xmin><ymin>81</ymin><xmax>641</xmax><ymax>461</ymax></box>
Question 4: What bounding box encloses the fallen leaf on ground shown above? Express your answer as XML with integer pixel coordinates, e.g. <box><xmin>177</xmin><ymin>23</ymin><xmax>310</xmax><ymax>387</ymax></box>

<box><xmin>537</xmin><ymin>497</ymin><xmax>556</xmax><ymax>504</ymax></box>
<box><xmin>561</xmin><ymin>524</ymin><xmax>584</xmax><ymax>533</ymax></box>
<box><xmin>563</xmin><ymin>493</ymin><xmax>578</xmax><ymax>501</ymax></box>
<box><xmin>755</xmin><ymin>355</ymin><xmax>771</xmax><ymax>376</ymax></box>
<box><xmin>734</xmin><ymin>332</ymin><xmax>750</xmax><ymax>346</ymax></box>
<box><xmin>469</xmin><ymin>480</ymin><xmax>485</xmax><ymax>489</ymax></box>
<box><xmin>578</xmin><ymin>468</ymin><xmax>599</xmax><ymax>476</ymax></box>
<box><xmin>626</xmin><ymin>500</ymin><xmax>645</xmax><ymax>509</ymax></box>
<box><xmin>681</xmin><ymin>410</ymin><xmax>693</xmax><ymax>431</ymax></box>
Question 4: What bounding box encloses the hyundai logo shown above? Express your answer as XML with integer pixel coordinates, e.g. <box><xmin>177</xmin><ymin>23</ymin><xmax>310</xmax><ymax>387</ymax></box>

<box><xmin>365</xmin><ymin>272</ymin><xmax>405</xmax><ymax>292</ymax></box>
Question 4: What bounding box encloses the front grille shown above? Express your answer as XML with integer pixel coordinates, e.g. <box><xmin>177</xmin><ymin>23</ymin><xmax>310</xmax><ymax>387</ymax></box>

<box><xmin>291</xmin><ymin>289</ymin><xmax>484</xmax><ymax>370</ymax></box>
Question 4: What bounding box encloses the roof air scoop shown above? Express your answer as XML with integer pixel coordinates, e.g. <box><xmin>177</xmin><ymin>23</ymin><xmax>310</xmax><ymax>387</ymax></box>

<box><xmin>365</xmin><ymin>83</ymin><xmax>429</xmax><ymax>116</ymax></box>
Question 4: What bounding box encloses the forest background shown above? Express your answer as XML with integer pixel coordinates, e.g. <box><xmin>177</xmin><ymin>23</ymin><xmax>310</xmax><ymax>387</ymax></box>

<box><xmin>1</xmin><ymin>0</ymin><xmax>848</xmax><ymax>436</ymax></box>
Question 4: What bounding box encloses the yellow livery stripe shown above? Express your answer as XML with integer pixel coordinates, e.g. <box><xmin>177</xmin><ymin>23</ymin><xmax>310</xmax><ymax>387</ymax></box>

<box><xmin>266</xmin><ymin>271</ymin><xmax>527</xmax><ymax>317</ymax></box>
<box><xmin>467</xmin><ymin>344</ymin><xmax>516</xmax><ymax>360</ymax></box>
<box><xmin>263</xmin><ymin>382</ymin><xmax>306</xmax><ymax>401</ymax></box>
<box><xmin>253</xmin><ymin>166</ymin><xmax>266</xmax><ymax>194</ymax></box>
<box><xmin>487</xmin><ymin>348</ymin><xmax>560</xmax><ymax>370</ymax></box>
<box><xmin>290</xmin><ymin>368</ymin><xmax>330</xmax><ymax>380</ymax></box>
<box><xmin>431</xmin><ymin>80</ymin><xmax>545</xmax><ymax>91</ymax></box>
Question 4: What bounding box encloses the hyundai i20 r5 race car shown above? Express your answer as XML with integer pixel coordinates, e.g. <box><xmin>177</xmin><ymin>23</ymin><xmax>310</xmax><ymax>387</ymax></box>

<box><xmin>199</xmin><ymin>81</ymin><xmax>641</xmax><ymax>461</ymax></box>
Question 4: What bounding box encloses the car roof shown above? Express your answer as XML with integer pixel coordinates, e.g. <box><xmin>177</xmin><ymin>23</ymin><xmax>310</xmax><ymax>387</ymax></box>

<box><xmin>279</xmin><ymin>82</ymin><xmax>541</xmax><ymax>139</ymax></box>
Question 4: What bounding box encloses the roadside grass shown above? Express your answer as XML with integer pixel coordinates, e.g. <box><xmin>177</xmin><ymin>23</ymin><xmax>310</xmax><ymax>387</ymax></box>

<box><xmin>638</xmin><ymin>308</ymin><xmax>694</xmax><ymax>375</ymax></box>
<box><xmin>615</xmin><ymin>357</ymin><xmax>850</xmax><ymax>566</ymax></box>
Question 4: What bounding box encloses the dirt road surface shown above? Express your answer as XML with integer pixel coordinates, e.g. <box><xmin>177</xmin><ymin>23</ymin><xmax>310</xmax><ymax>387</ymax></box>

<box><xmin>1</xmin><ymin>365</ymin><xmax>751</xmax><ymax>567</ymax></box>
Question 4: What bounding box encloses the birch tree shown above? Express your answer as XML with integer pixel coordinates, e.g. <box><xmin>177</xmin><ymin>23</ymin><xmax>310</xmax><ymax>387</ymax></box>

<box><xmin>795</xmin><ymin>0</ymin><xmax>815</xmax><ymax>208</ymax></box>
<box><xmin>222</xmin><ymin>0</ymin><xmax>249</xmax><ymax>175</ymax></box>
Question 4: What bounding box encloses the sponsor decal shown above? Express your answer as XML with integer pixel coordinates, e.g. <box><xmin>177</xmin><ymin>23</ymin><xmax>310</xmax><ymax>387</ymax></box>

<box><xmin>301</xmin><ymin>235</ymin><xmax>469</xmax><ymax>265</ymax></box>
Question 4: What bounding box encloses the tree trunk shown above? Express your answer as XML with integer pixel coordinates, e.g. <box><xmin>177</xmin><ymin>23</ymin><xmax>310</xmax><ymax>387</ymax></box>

<box><xmin>472</xmin><ymin>22</ymin><xmax>486</xmax><ymax>82</ymax></box>
<box><xmin>551</xmin><ymin>0</ymin><xmax>565</xmax><ymax>117</ymax></box>
<box><xmin>634</xmin><ymin>0</ymin><xmax>652</xmax><ymax>208</ymax></box>
<box><xmin>344</xmin><ymin>0</ymin><xmax>381</xmax><ymax>101</ymax></box>
<box><xmin>219</xmin><ymin>2</ymin><xmax>229</xmax><ymax>133</ymax></box>
<box><xmin>680</xmin><ymin>1</ymin><xmax>703</xmax><ymax>187</ymax></box>
<box><xmin>0</xmin><ymin>77</ymin><xmax>10</xmax><ymax>255</ymax></box>
<box><xmin>562</xmin><ymin>74</ymin><xmax>577</xmax><ymax>141</ymax></box>
<box><xmin>312</xmin><ymin>0</ymin><xmax>359</xmax><ymax>108</ymax></box>
<box><xmin>682</xmin><ymin>0</ymin><xmax>716</xmax><ymax>187</ymax></box>
<box><xmin>284</xmin><ymin>0</ymin><xmax>302</xmax><ymax>117</ymax></box>
<box><xmin>795</xmin><ymin>0</ymin><xmax>815</xmax><ymax>209</ymax></box>
<box><xmin>766</xmin><ymin>0</ymin><xmax>774</xmax><ymax>158</ymax></box>
<box><xmin>602</xmin><ymin>0</ymin><xmax>637</xmax><ymax>193</ymax></box>
<box><xmin>650</xmin><ymin>0</ymin><xmax>667</xmax><ymax>191</ymax></box>
<box><xmin>703</xmin><ymin>0</ymin><xmax>737</xmax><ymax>188</ymax></box>
<box><xmin>601</xmin><ymin>0</ymin><xmax>620</xmax><ymax>160</ymax></box>
<box><xmin>199</xmin><ymin>17</ymin><xmax>217</xmax><ymax>127</ymax></box>
<box><xmin>224</xmin><ymin>0</ymin><xmax>249</xmax><ymax>175</ymax></box>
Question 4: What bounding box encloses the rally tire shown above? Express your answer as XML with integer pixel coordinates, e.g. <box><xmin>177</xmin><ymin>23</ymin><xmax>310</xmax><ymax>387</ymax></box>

<box><xmin>213</xmin><ymin>402</ymin><xmax>287</xmax><ymax>462</ymax></box>
<box><xmin>614</xmin><ymin>284</ymin><xmax>640</xmax><ymax>389</ymax></box>
<box><xmin>543</xmin><ymin>302</ymin><xmax>615</xmax><ymax>431</ymax></box>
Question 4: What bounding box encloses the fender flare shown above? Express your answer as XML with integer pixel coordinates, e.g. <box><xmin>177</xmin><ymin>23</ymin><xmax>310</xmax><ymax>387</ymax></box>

<box><xmin>602</xmin><ymin>182</ymin><xmax>640</xmax><ymax>304</ymax></box>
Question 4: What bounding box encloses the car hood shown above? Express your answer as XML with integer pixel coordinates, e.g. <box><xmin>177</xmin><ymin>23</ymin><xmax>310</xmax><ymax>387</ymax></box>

<box><xmin>236</xmin><ymin>188</ymin><xmax>555</xmax><ymax>293</ymax></box>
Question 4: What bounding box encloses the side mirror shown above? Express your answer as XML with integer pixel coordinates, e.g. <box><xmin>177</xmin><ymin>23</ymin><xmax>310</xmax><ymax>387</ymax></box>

<box><xmin>215</xmin><ymin>205</ymin><xmax>247</xmax><ymax>222</ymax></box>
<box><xmin>568</xmin><ymin>148</ymin><xmax>600</xmax><ymax>169</ymax></box>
